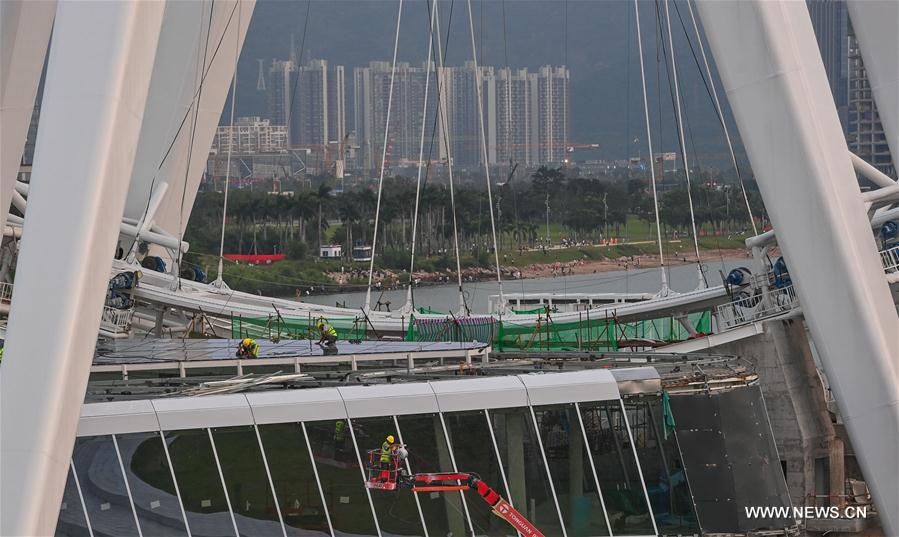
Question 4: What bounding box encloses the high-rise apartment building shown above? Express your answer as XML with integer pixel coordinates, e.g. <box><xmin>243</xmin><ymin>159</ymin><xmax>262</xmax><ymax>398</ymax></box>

<box><xmin>807</xmin><ymin>0</ymin><xmax>849</xmax><ymax>125</ymax></box>
<box><xmin>807</xmin><ymin>1</ymin><xmax>894</xmax><ymax>177</ymax></box>
<box><xmin>267</xmin><ymin>59</ymin><xmax>295</xmax><ymax>132</ymax></box>
<box><xmin>213</xmin><ymin>116</ymin><xmax>288</xmax><ymax>154</ymax></box>
<box><xmin>266</xmin><ymin>58</ymin><xmax>346</xmax><ymax>155</ymax></box>
<box><xmin>354</xmin><ymin>61</ymin><xmax>438</xmax><ymax>171</ymax></box>
<box><xmin>493</xmin><ymin>68</ymin><xmax>535</xmax><ymax>166</ymax></box>
<box><xmin>847</xmin><ymin>28</ymin><xmax>895</xmax><ymax>177</ymax></box>
<box><xmin>352</xmin><ymin>62</ymin><xmax>569</xmax><ymax>172</ymax></box>
<box><xmin>531</xmin><ymin>65</ymin><xmax>570</xmax><ymax>165</ymax></box>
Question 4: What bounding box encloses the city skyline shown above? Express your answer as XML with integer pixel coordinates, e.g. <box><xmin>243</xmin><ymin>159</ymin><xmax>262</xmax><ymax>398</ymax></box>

<box><xmin>256</xmin><ymin>55</ymin><xmax>571</xmax><ymax>172</ymax></box>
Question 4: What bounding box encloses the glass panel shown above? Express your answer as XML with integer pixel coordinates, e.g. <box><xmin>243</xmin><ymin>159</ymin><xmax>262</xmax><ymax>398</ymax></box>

<box><xmin>212</xmin><ymin>425</ymin><xmax>283</xmax><ymax>536</ymax></box>
<box><xmin>442</xmin><ymin>409</ymin><xmax>509</xmax><ymax>536</ymax></box>
<box><xmin>117</xmin><ymin>431</ymin><xmax>189</xmax><ymax>536</ymax></box>
<box><xmin>257</xmin><ymin>423</ymin><xmax>330</xmax><ymax>536</ymax></box>
<box><xmin>71</xmin><ymin>435</ymin><xmax>140</xmax><ymax>536</ymax></box>
<box><xmin>395</xmin><ymin>413</ymin><xmax>468</xmax><ymax>537</ymax></box>
<box><xmin>623</xmin><ymin>396</ymin><xmax>699</xmax><ymax>535</ymax></box>
<box><xmin>55</xmin><ymin>466</ymin><xmax>90</xmax><ymax>537</ymax></box>
<box><xmin>305</xmin><ymin>419</ymin><xmax>378</xmax><ymax>536</ymax></box>
<box><xmin>350</xmin><ymin>416</ymin><xmax>426</xmax><ymax>536</ymax></box>
<box><xmin>489</xmin><ymin>407</ymin><xmax>565</xmax><ymax>537</ymax></box>
<box><xmin>164</xmin><ymin>428</ymin><xmax>236</xmax><ymax>536</ymax></box>
<box><xmin>579</xmin><ymin>401</ymin><xmax>654</xmax><ymax>535</ymax></box>
<box><xmin>533</xmin><ymin>404</ymin><xmax>610</xmax><ymax>536</ymax></box>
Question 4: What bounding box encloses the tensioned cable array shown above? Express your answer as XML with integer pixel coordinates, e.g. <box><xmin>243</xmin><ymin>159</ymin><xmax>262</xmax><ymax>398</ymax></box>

<box><xmin>465</xmin><ymin>0</ymin><xmax>505</xmax><ymax>313</ymax></box>
<box><xmin>432</xmin><ymin>1</ymin><xmax>468</xmax><ymax>315</ymax></box>
<box><xmin>175</xmin><ymin>0</ymin><xmax>217</xmax><ymax>291</ymax></box>
<box><xmin>683</xmin><ymin>0</ymin><xmax>757</xmax><ymax>236</ymax></box>
<box><xmin>404</xmin><ymin>0</ymin><xmax>440</xmax><ymax>313</ymax></box>
<box><xmin>634</xmin><ymin>0</ymin><xmax>669</xmax><ymax>295</ymax></box>
<box><xmin>364</xmin><ymin>0</ymin><xmax>405</xmax><ymax>312</ymax></box>
<box><xmin>662</xmin><ymin>0</ymin><xmax>706</xmax><ymax>289</ymax></box>
<box><xmin>213</xmin><ymin>0</ymin><xmax>243</xmax><ymax>289</ymax></box>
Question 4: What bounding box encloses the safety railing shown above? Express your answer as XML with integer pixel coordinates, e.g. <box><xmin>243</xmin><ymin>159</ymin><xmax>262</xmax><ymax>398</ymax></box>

<box><xmin>0</xmin><ymin>282</ymin><xmax>13</xmax><ymax>303</ymax></box>
<box><xmin>100</xmin><ymin>305</ymin><xmax>134</xmax><ymax>334</ymax></box>
<box><xmin>716</xmin><ymin>284</ymin><xmax>799</xmax><ymax>330</ymax></box>
<box><xmin>880</xmin><ymin>245</ymin><xmax>899</xmax><ymax>273</ymax></box>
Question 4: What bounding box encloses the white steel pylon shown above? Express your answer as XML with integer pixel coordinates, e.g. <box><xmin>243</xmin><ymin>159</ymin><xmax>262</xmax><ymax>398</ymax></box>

<box><xmin>0</xmin><ymin>1</ymin><xmax>165</xmax><ymax>535</ymax></box>
<box><xmin>695</xmin><ymin>1</ymin><xmax>899</xmax><ymax>533</ymax></box>
<box><xmin>0</xmin><ymin>0</ymin><xmax>56</xmax><ymax>226</ymax></box>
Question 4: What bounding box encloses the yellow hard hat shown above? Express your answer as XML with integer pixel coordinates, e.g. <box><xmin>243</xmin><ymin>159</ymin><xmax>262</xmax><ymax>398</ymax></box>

<box><xmin>386</xmin><ymin>435</ymin><xmax>395</xmax><ymax>443</ymax></box>
<box><xmin>242</xmin><ymin>338</ymin><xmax>252</xmax><ymax>346</ymax></box>
<box><xmin>316</xmin><ymin>320</ymin><xmax>325</xmax><ymax>328</ymax></box>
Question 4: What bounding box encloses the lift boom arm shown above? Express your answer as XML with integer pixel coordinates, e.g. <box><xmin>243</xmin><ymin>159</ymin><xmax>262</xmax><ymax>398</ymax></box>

<box><xmin>402</xmin><ymin>472</ymin><xmax>545</xmax><ymax>537</ymax></box>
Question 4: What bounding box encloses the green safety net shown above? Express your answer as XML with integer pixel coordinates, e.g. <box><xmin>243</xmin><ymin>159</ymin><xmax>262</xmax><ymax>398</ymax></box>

<box><xmin>492</xmin><ymin>311</ymin><xmax>711</xmax><ymax>351</ymax></box>
<box><xmin>405</xmin><ymin>310</ymin><xmax>711</xmax><ymax>351</ymax></box>
<box><xmin>416</xmin><ymin>306</ymin><xmax>445</xmax><ymax>315</ymax></box>
<box><xmin>231</xmin><ymin>314</ymin><xmax>367</xmax><ymax>340</ymax></box>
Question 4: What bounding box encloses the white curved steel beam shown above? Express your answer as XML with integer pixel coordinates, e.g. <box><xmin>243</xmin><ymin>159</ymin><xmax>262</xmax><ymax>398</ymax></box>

<box><xmin>0</xmin><ymin>0</ymin><xmax>55</xmax><ymax>221</ymax></box>
<box><xmin>694</xmin><ymin>0</ymin><xmax>899</xmax><ymax>532</ymax></box>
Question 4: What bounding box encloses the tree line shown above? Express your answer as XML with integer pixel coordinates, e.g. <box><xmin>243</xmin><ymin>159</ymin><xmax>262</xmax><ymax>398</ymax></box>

<box><xmin>185</xmin><ymin>166</ymin><xmax>767</xmax><ymax>268</ymax></box>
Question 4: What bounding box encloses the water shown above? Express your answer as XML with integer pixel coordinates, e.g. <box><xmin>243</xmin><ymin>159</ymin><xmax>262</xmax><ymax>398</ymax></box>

<box><xmin>303</xmin><ymin>259</ymin><xmax>749</xmax><ymax>314</ymax></box>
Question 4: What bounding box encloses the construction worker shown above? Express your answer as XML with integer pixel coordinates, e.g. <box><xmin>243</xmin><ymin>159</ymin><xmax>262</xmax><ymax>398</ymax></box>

<box><xmin>236</xmin><ymin>337</ymin><xmax>259</xmax><ymax>358</ymax></box>
<box><xmin>379</xmin><ymin>434</ymin><xmax>397</xmax><ymax>482</ymax></box>
<box><xmin>316</xmin><ymin>320</ymin><xmax>338</xmax><ymax>347</ymax></box>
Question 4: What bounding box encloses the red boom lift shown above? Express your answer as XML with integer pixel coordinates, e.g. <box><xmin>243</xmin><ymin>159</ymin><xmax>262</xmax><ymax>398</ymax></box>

<box><xmin>365</xmin><ymin>447</ymin><xmax>545</xmax><ymax>537</ymax></box>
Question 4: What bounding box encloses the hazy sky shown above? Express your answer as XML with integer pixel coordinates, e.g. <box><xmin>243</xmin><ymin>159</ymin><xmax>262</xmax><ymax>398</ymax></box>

<box><xmin>231</xmin><ymin>0</ymin><xmax>741</xmax><ymax>162</ymax></box>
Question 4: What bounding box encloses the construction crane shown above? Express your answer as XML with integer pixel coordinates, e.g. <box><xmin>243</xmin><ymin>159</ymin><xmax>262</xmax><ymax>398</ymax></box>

<box><xmin>365</xmin><ymin>446</ymin><xmax>545</xmax><ymax>537</ymax></box>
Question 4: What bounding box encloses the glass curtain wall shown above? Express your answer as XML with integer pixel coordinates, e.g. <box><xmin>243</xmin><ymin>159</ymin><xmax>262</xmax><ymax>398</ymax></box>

<box><xmin>350</xmin><ymin>416</ymin><xmax>427</xmax><ymax>536</ymax></box>
<box><xmin>257</xmin><ymin>423</ymin><xmax>331</xmax><ymax>535</ymax></box>
<box><xmin>532</xmin><ymin>403</ymin><xmax>612</xmax><ymax>536</ymax></box>
<box><xmin>64</xmin><ymin>394</ymin><xmax>660</xmax><ymax>537</ymax></box>
<box><xmin>395</xmin><ymin>413</ymin><xmax>469</xmax><ymax>537</ymax></box>
<box><xmin>164</xmin><ymin>429</ymin><xmax>237</xmax><ymax>536</ymax></box>
<box><xmin>211</xmin><ymin>425</ymin><xmax>283</xmax><ymax>535</ymax></box>
<box><xmin>488</xmin><ymin>407</ymin><xmax>566</xmax><ymax>537</ymax></box>
<box><xmin>70</xmin><ymin>435</ymin><xmax>141</xmax><ymax>536</ymax></box>
<box><xmin>116</xmin><ymin>431</ymin><xmax>189</xmax><ymax>536</ymax></box>
<box><xmin>305</xmin><ymin>419</ymin><xmax>379</xmax><ymax>536</ymax></box>
<box><xmin>578</xmin><ymin>401</ymin><xmax>655</xmax><ymax>535</ymax></box>
<box><xmin>623</xmin><ymin>396</ymin><xmax>699</xmax><ymax>534</ymax></box>
<box><xmin>55</xmin><ymin>467</ymin><xmax>91</xmax><ymax>537</ymax></box>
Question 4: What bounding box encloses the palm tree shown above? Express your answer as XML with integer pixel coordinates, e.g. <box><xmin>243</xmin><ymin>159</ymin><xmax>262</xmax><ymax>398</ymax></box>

<box><xmin>314</xmin><ymin>183</ymin><xmax>333</xmax><ymax>248</ymax></box>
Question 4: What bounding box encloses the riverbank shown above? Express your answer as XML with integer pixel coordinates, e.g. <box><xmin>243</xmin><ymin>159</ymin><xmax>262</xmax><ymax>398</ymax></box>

<box><xmin>202</xmin><ymin>237</ymin><xmax>759</xmax><ymax>297</ymax></box>
<box><xmin>324</xmin><ymin>247</ymin><xmax>753</xmax><ymax>288</ymax></box>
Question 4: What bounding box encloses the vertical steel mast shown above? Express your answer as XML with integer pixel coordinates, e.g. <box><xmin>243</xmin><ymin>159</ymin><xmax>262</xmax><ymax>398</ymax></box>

<box><xmin>694</xmin><ymin>1</ymin><xmax>899</xmax><ymax>532</ymax></box>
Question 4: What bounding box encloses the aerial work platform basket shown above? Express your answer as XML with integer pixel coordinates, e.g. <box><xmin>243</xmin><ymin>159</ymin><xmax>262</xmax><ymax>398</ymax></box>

<box><xmin>364</xmin><ymin>448</ymin><xmax>402</xmax><ymax>491</ymax></box>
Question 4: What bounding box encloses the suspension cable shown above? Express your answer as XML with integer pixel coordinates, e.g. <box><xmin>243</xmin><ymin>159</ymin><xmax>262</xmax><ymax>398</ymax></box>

<box><xmin>364</xmin><ymin>0</ymin><xmax>404</xmax><ymax>312</ymax></box>
<box><xmin>634</xmin><ymin>0</ymin><xmax>669</xmax><ymax>295</ymax></box>
<box><xmin>662</xmin><ymin>0</ymin><xmax>705</xmax><ymax>289</ymax></box>
<box><xmin>465</xmin><ymin>0</ymin><xmax>504</xmax><ymax>313</ymax></box>
<box><xmin>434</xmin><ymin>2</ymin><xmax>467</xmax><ymax>315</ymax></box>
<box><xmin>175</xmin><ymin>0</ymin><xmax>216</xmax><ymax>291</ymax></box>
<box><xmin>212</xmin><ymin>1</ymin><xmax>242</xmax><ymax>289</ymax></box>
<box><xmin>684</xmin><ymin>0</ymin><xmax>757</xmax><ymax>235</ymax></box>
<box><xmin>405</xmin><ymin>0</ymin><xmax>440</xmax><ymax>312</ymax></box>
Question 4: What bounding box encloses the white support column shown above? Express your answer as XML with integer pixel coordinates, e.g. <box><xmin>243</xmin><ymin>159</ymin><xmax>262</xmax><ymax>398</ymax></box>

<box><xmin>0</xmin><ymin>0</ymin><xmax>56</xmax><ymax>219</ymax></box>
<box><xmin>0</xmin><ymin>2</ymin><xmax>165</xmax><ymax>535</ymax></box>
<box><xmin>846</xmin><ymin>0</ymin><xmax>899</xmax><ymax>167</ymax></box>
<box><xmin>694</xmin><ymin>1</ymin><xmax>899</xmax><ymax>532</ymax></box>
